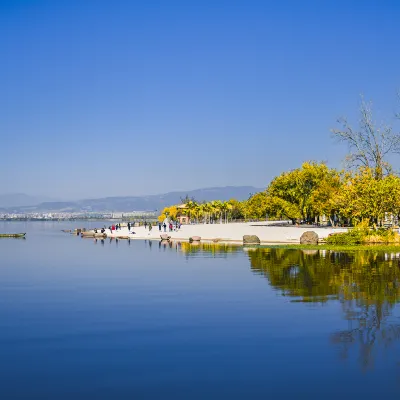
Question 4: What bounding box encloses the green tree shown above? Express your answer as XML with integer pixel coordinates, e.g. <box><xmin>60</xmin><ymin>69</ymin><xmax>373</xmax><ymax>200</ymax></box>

<box><xmin>265</xmin><ymin>161</ymin><xmax>339</xmax><ymax>224</ymax></box>
<box><xmin>336</xmin><ymin>168</ymin><xmax>400</xmax><ymax>226</ymax></box>
<box><xmin>245</xmin><ymin>192</ymin><xmax>268</xmax><ymax>220</ymax></box>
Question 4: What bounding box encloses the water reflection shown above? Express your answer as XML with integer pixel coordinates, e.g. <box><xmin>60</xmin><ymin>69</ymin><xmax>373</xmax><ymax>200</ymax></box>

<box><xmin>179</xmin><ymin>242</ymin><xmax>242</xmax><ymax>259</ymax></box>
<box><xmin>78</xmin><ymin>237</ymin><xmax>400</xmax><ymax>369</ymax></box>
<box><xmin>248</xmin><ymin>248</ymin><xmax>400</xmax><ymax>369</ymax></box>
<box><xmin>248</xmin><ymin>248</ymin><xmax>400</xmax><ymax>303</ymax></box>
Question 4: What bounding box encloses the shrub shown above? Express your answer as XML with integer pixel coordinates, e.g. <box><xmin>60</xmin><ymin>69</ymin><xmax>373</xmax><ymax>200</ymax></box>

<box><xmin>326</xmin><ymin>222</ymin><xmax>396</xmax><ymax>245</ymax></box>
<box><xmin>326</xmin><ymin>229</ymin><xmax>365</xmax><ymax>245</ymax></box>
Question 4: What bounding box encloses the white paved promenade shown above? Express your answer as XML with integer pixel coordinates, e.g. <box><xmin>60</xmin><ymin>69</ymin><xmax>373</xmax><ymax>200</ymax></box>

<box><xmin>96</xmin><ymin>221</ymin><xmax>347</xmax><ymax>243</ymax></box>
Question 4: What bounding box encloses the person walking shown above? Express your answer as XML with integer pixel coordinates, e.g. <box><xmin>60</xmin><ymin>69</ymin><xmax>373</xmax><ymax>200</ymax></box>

<box><xmin>163</xmin><ymin>222</ymin><xmax>166</xmax><ymax>232</ymax></box>
<box><xmin>128</xmin><ymin>222</ymin><xmax>131</xmax><ymax>231</ymax></box>
<box><xmin>158</xmin><ymin>222</ymin><xmax>162</xmax><ymax>231</ymax></box>
<box><xmin>169</xmin><ymin>222</ymin><xmax>172</xmax><ymax>232</ymax></box>
<box><xmin>148</xmin><ymin>223</ymin><xmax>152</xmax><ymax>235</ymax></box>
<box><xmin>144</xmin><ymin>221</ymin><xmax>147</xmax><ymax>229</ymax></box>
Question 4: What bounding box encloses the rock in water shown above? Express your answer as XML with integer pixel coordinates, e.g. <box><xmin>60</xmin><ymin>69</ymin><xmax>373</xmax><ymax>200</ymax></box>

<box><xmin>243</xmin><ymin>235</ymin><xmax>261</xmax><ymax>245</ymax></box>
<box><xmin>300</xmin><ymin>231</ymin><xmax>319</xmax><ymax>245</ymax></box>
<box><xmin>160</xmin><ymin>234</ymin><xmax>170</xmax><ymax>241</ymax></box>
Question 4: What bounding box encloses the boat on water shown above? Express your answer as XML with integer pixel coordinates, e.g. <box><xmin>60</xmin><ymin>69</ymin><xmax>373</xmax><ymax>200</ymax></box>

<box><xmin>0</xmin><ymin>233</ymin><xmax>26</xmax><ymax>238</ymax></box>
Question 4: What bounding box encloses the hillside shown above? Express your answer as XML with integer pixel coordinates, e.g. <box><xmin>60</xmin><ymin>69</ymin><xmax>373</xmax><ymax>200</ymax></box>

<box><xmin>4</xmin><ymin>186</ymin><xmax>263</xmax><ymax>213</ymax></box>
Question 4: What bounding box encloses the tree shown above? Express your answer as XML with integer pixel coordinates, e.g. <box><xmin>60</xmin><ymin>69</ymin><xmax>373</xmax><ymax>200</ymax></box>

<box><xmin>245</xmin><ymin>192</ymin><xmax>269</xmax><ymax>220</ymax></box>
<box><xmin>183</xmin><ymin>200</ymin><xmax>198</xmax><ymax>222</ymax></box>
<box><xmin>265</xmin><ymin>161</ymin><xmax>338</xmax><ymax>224</ymax></box>
<box><xmin>205</xmin><ymin>200</ymin><xmax>221</xmax><ymax>223</ymax></box>
<box><xmin>332</xmin><ymin>96</ymin><xmax>400</xmax><ymax>180</ymax></box>
<box><xmin>158</xmin><ymin>205</ymin><xmax>178</xmax><ymax>222</ymax></box>
<box><xmin>180</xmin><ymin>194</ymin><xmax>196</xmax><ymax>204</ymax></box>
<box><xmin>202</xmin><ymin>202</ymin><xmax>212</xmax><ymax>224</ymax></box>
<box><xmin>220</xmin><ymin>201</ymin><xmax>233</xmax><ymax>223</ymax></box>
<box><xmin>228</xmin><ymin>199</ymin><xmax>244</xmax><ymax>221</ymax></box>
<box><xmin>336</xmin><ymin>168</ymin><xmax>400</xmax><ymax>226</ymax></box>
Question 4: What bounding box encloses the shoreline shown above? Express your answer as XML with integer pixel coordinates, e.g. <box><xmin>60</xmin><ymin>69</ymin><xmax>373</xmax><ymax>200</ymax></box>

<box><xmin>82</xmin><ymin>221</ymin><xmax>348</xmax><ymax>244</ymax></box>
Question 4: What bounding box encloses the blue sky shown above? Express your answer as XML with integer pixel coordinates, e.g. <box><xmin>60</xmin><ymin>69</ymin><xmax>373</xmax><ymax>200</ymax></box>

<box><xmin>1</xmin><ymin>0</ymin><xmax>400</xmax><ymax>199</ymax></box>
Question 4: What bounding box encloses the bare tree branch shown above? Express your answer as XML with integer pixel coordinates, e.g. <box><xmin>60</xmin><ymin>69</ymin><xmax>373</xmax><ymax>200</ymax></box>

<box><xmin>331</xmin><ymin>95</ymin><xmax>400</xmax><ymax>179</ymax></box>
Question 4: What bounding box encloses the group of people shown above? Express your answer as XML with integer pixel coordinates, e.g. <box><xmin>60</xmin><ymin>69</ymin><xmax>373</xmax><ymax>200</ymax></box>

<box><xmin>102</xmin><ymin>220</ymin><xmax>181</xmax><ymax>235</ymax></box>
<box><xmin>158</xmin><ymin>221</ymin><xmax>181</xmax><ymax>232</ymax></box>
<box><xmin>107</xmin><ymin>222</ymin><xmax>138</xmax><ymax>233</ymax></box>
<box><xmin>108</xmin><ymin>223</ymin><xmax>121</xmax><ymax>233</ymax></box>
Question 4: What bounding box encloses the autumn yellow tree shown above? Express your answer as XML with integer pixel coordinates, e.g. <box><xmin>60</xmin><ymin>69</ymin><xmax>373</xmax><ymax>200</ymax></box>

<box><xmin>264</xmin><ymin>161</ymin><xmax>341</xmax><ymax>224</ymax></box>
<box><xmin>337</xmin><ymin>168</ymin><xmax>400</xmax><ymax>226</ymax></box>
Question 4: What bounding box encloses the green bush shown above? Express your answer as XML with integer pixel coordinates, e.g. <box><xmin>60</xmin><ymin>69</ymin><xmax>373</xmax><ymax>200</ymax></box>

<box><xmin>326</xmin><ymin>229</ymin><xmax>365</xmax><ymax>245</ymax></box>
<box><xmin>326</xmin><ymin>225</ymin><xmax>395</xmax><ymax>245</ymax></box>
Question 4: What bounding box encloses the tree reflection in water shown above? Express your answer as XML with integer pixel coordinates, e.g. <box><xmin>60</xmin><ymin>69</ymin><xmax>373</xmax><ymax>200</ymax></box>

<box><xmin>248</xmin><ymin>248</ymin><xmax>400</xmax><ymax>369</ymax></box>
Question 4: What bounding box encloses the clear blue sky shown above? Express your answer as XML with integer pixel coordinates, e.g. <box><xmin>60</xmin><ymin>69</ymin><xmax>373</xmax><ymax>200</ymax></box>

<box><xmin>1</xmin><ymin>0</ymin><xmax>400</xmax><ymax>199</ymax></box>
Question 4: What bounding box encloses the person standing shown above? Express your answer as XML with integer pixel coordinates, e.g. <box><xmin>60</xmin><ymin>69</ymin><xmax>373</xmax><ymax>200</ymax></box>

<box><xmin>158</xmin><ymin>222</ymin><xmax>162</xmax><ymax>231</ymax></box>
<box><xmin>128</xmin><ymin>222</ymin><xmax>131</xmax><ymax>231</ymax></box>
<box><xmin>148</xmin><ymin>223</ymin><xmax>152</xmax><ymax>235</ymax></box>
<box><xmin>144</xmin><ymin>221</ymin><xmax>147</xmax><ymax>229</ymax></box>
<box><xmin>163</xmin><ymin>222</ymin><xmax>166</xmax><ymax>232</ymax></box>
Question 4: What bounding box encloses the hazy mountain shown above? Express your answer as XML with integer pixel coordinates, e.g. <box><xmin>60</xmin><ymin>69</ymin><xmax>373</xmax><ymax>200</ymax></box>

<box><xmin>5</xmin><ymin>186</ymin><xmax>263</xmax><ymax>213</ymax></box>
<box><xmin>0</xmin><ymin>193</ymin><xmax>57</xmax><ymax>208</ymax></box>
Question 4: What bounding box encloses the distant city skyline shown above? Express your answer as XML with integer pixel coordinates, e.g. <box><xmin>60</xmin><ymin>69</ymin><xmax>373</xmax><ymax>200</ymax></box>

<box><xmin>1</xmin><ymin>0</ymin><xmax>400</xmax><ymax>198</ymax></box>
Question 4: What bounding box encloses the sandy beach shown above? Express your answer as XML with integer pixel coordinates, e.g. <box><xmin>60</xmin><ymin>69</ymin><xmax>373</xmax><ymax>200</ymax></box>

<box><xmin>94</xmin><ymin>221</ymin><xmax>347</xmax><ymax>244</ymax></box>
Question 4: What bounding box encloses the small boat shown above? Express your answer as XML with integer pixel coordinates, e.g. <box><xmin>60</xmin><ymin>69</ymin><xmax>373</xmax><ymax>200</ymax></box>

<box><xmin>0</xmin><ymin>233</ymin><xmax>26</xmax><ymax>238</ymax></box>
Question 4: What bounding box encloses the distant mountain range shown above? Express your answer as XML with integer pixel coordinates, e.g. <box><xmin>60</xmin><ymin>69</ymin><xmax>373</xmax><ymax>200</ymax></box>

<box><xmin>1</xmin><ymin>186</ymin><xmax>263</xmax><ymax>213</ymax></box>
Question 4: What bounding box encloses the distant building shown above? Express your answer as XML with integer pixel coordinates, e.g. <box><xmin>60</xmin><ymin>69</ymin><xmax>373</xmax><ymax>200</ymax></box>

<box><xmin>177</xmin><ymin>204</ymin><xmax>189</xmax><ymax>225</ymax></box>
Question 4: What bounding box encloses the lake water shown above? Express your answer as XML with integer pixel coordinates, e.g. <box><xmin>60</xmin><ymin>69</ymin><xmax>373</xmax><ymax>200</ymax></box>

<box><xmin>1</xmin><ymin>221</ymin><xmax>400</xmax><ymax>399</ymax></box>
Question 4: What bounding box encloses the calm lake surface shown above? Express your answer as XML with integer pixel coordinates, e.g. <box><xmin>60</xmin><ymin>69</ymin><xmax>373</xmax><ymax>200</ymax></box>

<box><xmin>1</xmin><ymin>221</ymin><xmax>400</xmax><ymax>399</ymax></box>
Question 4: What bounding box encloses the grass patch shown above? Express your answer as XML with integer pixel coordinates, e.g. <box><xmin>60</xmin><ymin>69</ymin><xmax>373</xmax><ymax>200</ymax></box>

<box><xmin>258</xmin><ymin>244</ymin><xmax>400</xmax><ymax>252</ymax></box>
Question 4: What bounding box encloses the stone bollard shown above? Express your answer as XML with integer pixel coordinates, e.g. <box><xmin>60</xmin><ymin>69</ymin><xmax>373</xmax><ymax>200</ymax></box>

<box><xmin>300</xmin><ymin>231</ymin><xmax>319</xmax><ymax>245</ymax></box>
<box><xmin>243</xmin><ymin>235</ymin><xmax>261</xmax><ymax>245</ymax></box>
